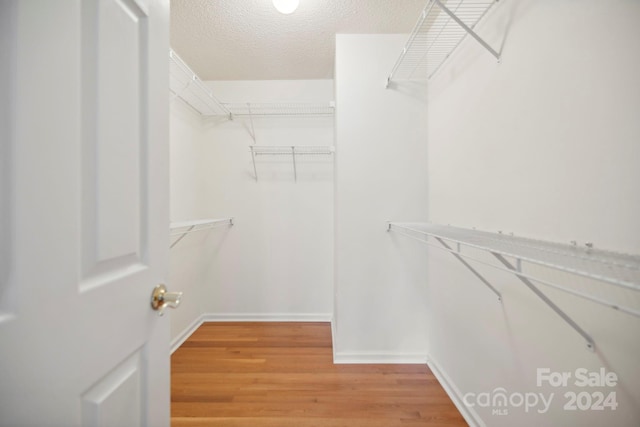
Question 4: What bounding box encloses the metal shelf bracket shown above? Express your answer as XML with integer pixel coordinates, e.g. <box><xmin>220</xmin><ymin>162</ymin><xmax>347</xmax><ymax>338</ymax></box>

<box><xmin>387</xmin><ymin>222</ymin><xmax>501</xmax><ymax>300</ymax></box>
<box><xmin>492</xmin><ymin>252</ymin><xmax>595</xmax><ymax>352</ymax></box>
<box><xmin>170</xmin><ymin>218</ymin><xmax>234</xmax><ymax>249</ymax></box>
<box><xmin>436</xmin><ymin>237</ymin><xmax>502</xmax><ymax>300</ymax></box>
<box><xmin>433</xmin><ymin>0</ymin><xmax>500</xmax><ymax>61</ymax></box>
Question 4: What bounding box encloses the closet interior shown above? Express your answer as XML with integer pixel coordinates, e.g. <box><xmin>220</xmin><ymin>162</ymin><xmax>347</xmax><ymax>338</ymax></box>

<box><xmin>168</xmin><ymin>1</ymin><xmax>640</xmax><ymax>426</ymax></box>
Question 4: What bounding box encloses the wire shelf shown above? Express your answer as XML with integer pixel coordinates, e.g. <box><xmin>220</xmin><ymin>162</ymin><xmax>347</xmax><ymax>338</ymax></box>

<box><xmin>387</xmin><ymin>0</ymin><xmax>499</xmax><ymax>84</ymax></box>
<box><xmin>223</xmin><ymin>103</ymin><xmax>335</xmax><ymax>117</ymax></box>
<box><xmin>249</xmin><ymin>145</ymin><xmax>335</xmax><ymax>181</ymax></box>
<box><xmin>170</xmin><ymin>218</ymin><xmax>233</xmax><ymax>248</ymax></box>
<box><xmin>389</xmin><ymin>222</ymin><xmax>640</xmax><ymax>290</ymax></box>
<box><xmin>388</xmin><ymin>222</ymin><xmax>640</xmax><ymax>351</ymax></box>
<box><xmin>389</xmin><ymin>222</ymin><xmax>640</xmax><ymax>317</ymax></box>
<box><xmin>169</xmin><ymin>50</ymin><xmax>231</xmax><ymax>118</ymax></box>
<box><xmin>251</xmin><ymin>145</ymin><xmax>335</xmax><ymax>156</ymax></box>
<box><xmin>169</xmin><ymin>51</ymin><xmax>335</xmax><ymax>120</ymax></box>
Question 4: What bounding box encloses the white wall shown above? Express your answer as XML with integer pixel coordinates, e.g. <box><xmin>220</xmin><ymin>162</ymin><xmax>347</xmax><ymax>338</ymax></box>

<box><xmin>196</xmin><ymin>80</ymin><xmax>335</xmax><ymax>319</ymax></box>
<box><xmin>333</xmin><ymin>35</ymin><xmax>430</xmax><ymax>361</ymax></box>
<box><xmin>169</xmin><ymin>80</ymin><xmax>335</xmax><ymax>342</ymax></box>
<box><xmin>168</xmin><ymin>99</ymin><xmax>212</xmax><ymax>344</ymax></box>
<box><xmin>425</xmin><ymin>0</ymin><xmax>640</xmax><ymax>425</ymax></box>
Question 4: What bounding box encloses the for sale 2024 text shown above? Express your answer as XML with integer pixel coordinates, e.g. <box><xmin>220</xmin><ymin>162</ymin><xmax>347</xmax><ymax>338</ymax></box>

<box><xmin>537</xmin><ymin>368</ymin><xmax>618</xmax><ymax>412</ymax></box>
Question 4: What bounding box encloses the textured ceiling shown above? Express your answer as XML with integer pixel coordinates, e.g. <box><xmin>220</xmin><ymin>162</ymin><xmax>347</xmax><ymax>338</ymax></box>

<box><xmin>170</xmin><ymin>0</ymin><xmax>426</xmax><ymax>80</ymax></box>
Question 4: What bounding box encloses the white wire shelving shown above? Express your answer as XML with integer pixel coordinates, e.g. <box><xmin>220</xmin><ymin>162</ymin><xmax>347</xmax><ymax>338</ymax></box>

<box><xmin>233</xmin><ymin>103</ymin><xmax>335</xmax><ymax>145</ymax></box>
<box><xmin>387</xmin><ymin>0</ymin><xmax>500</xmax><ymax>86</ymax></box>
<box><xmin>169</xmin><ymin>50</ymin><xmax>231</xmax><ymax>118</ymax></box>
<box><xmin>170</xmin><ymin>218</ymin><xmax>234</xmax><ymax>249</ymax></box>
<box><xmin>387</xmin><ymin>222</ymin><xmax>640</xmax><ymax>351</ymax></box>
<box><xmin>223</xmin><ymin>102</ymin><xmax>335</xmax><ymax>118</ymax></box>
<box><xmin>169</xmin><ymin>50</ymin><xmax>335</xmax><ymax>120</ymax></box>
<box><xmin>249</xmin><ymin>145</ymin><xmax>335</xmax><ymax>182</ymax></box>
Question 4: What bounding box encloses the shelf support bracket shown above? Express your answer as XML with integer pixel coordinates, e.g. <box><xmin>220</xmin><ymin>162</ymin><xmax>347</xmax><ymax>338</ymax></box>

<box><xmin>435</xmin><ymin>237</ymin><xmax>502</xmax><ymax>301</ymax></box>
<box><xmin>247</xmin><ymin>103</ymin><xmax>257</xmax><ymax>144</ymax></box>
<box><xmin>491</xmin><ymin>253</ymin><xmax>595</xmax><ymax>352</ymax></box>
<box><xmin>170</xmin><ymin>225</ymin><xmax>195</xmax><ymax>249</ymax></box>
<box><xmin>433</xmin><ymin>0</ymin><xmax>501</xmax><ymax>61</ymax></box>
<box><xmin>250</xmin><ymin>146</ymin><xmax>258</xmax><ymax>181</ymax></box>
<box><xmin>170</xmin><ymin>78</ymin><xmax>193</xmax><ymax>102</ymax></box>
<box><xmin>291</xmin><ymin>146</ymin><xmax>297</xmax><ymax>182</ymax></box>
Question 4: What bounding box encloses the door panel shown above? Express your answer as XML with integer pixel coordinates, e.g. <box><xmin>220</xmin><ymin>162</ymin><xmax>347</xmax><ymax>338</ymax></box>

<box><xmin>95</xmin><ymin>0</ymin><xmax>144</xmax><ymax>262</ymax></box>
<box><xmin>0</xmin><ymin>134</ymin><xmax>8</xmax><ymax>316</ymax></box>
<box><xmin>0</xmin><ymin>0</ymin><xmax>15</xmax><ymax>320</ymax></box>
<box><xmin>81</xmin><ymin>0</ymin><xmax>149</xmax><ymax>288</ymax></box>
<box><xmin>0</xmin><ymin>1</ymin><xmax>170</xmax><ymax>426</ymax></box>
<box><xmin>81</xmin><ymin>349</ymin><xmax>144</xmax><ymax>427</ymax></box>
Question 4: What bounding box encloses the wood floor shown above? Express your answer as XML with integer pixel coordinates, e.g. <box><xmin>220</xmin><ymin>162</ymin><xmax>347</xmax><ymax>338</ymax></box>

<box><xmin>171</xmin><ymin>322</ymin><xmax>467</xmax><ymax>427</ymax></box>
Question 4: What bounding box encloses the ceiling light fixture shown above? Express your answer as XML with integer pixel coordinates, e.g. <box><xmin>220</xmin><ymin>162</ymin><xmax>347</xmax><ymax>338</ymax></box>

<box><xmin>272</xmin><ymin>0</ymin><xmax>299</xmax><ymax>14</ymax></box>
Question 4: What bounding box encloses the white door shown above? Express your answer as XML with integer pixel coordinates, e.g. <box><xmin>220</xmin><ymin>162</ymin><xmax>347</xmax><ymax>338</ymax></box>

<box><xmin>0</xmin><ymin>1</ymin><xmax>172</xmax><ymax>426</ymax></box>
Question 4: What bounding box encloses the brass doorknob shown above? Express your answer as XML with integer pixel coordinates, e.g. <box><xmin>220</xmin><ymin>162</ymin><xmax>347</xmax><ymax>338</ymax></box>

<box><xmin>151</xmin><ymin>284</ymin><xmax>182</xmax><ymax>316</ymax></box>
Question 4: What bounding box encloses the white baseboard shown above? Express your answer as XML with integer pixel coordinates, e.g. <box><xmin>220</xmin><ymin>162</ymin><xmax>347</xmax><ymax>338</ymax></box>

<box><xmin>330</xmin><ymin>315</ymin><xmax>337</xmax><ymax>361</ymax></box>
<box><xmin>170</xmin><ymin>314</ymin><xmax>204</xmax><ymax>354</ymax></box>
<box><xmin>329</xmin><ymin>316</ymin><xmax>426</xmax><ymax>364</ymax></box>
<box><xmin>333</xmin><ymin>352</ymin><xmax>428</xmax><ymax>364</ymax></box>
<box><xmin>201</xmin><ymin>312</ymin><xmax>333</xmax><ymax>322</ymax></box>
<box><xmin>426</xmin><ymin>355</ymin><xmax>485</xmax><ymax>427</ymax></box>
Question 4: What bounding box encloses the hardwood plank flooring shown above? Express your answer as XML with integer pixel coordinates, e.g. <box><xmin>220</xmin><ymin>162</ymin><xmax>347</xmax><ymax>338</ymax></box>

<box><xmin>171</xmin><ymin>322</ymin><xmax>467</xmax><ymax>427</ymax></box>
